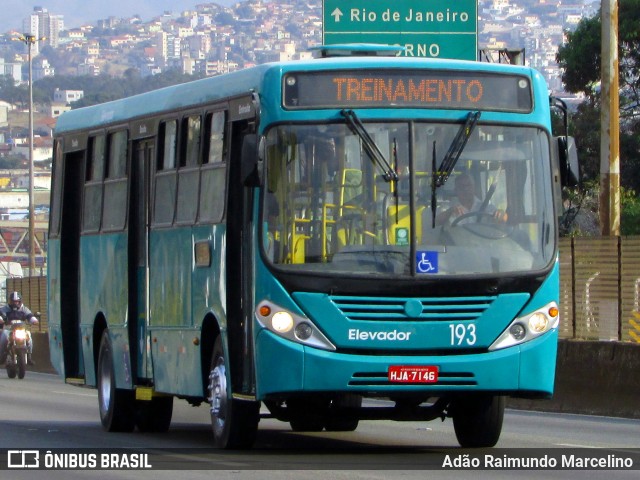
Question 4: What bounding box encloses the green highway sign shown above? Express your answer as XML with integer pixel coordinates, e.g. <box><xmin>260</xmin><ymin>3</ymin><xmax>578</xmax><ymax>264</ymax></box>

<box><xmin>322</xmin><ymin>0</ymin><xmax>478</xmax><ymax>61</ymax></box>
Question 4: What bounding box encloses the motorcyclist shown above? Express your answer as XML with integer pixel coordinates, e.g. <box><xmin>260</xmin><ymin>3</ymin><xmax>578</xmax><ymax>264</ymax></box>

<box><xmin>0</xmin><ymin>291</ymin><xmax>38</xmax><ymax>366</ymax></box>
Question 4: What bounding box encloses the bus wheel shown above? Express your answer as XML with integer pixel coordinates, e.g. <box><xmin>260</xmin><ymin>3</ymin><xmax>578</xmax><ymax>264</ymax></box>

<box><xmin>325</xmin><ymin>394</ymin><xmax>362</xmax><ymax>432</ymax></box>
<box><xmin>97</xmin><ymin>331</ymin><xmax>135</xmax><ymax>432</ymax></box>
<box><xmin>208</xmin><ymin>337</ymin><xmax>260</xmax><ymax>449</ymax></box>
<box><xmin>135</xmin><ymin>396</ymin><xmax>173</xmax><ymax>433</ymax></box>
<box><xmin>452</xmin><ymin>394</ymin><xmax>505</xmax><ymax>448</ymax></box>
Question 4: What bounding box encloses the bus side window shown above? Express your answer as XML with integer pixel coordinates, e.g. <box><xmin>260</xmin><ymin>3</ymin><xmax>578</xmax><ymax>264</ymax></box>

<box><xmin>102</xmin><ymin>130</ymin><xmax>128</xmax><ymax>231</ymax></box>
<box><xmin>83</xmin><ymin>134</ymin><xmax>105</xmax><ymax>233</ymax></box>
<box><xmin>199</xmin><ymin>110</ymin><xmax>227</xmax><ymax>224</ymax></box>
<box><xmin>205</xmin><ymin>110</ymin><xmax>226</xmax><ymax>164</ymax></box>
<box><xmin>181</xmin><ymin>115</ymin><xmax>202</xmax><ymax>168</ymax></box>
<box><xmin>154</xmin><ymin>120</ymin><xmax>178</xmax><ymax>226</ymax></box>
<box><xmin>176</xmin><ymin>115</ymin><xmax>202</xmax><ymax>224</ymax></box>
<box><xmin>49</xmin><ymin>140</ymin><xmax>63</xmax><ymax>238</ymax></box>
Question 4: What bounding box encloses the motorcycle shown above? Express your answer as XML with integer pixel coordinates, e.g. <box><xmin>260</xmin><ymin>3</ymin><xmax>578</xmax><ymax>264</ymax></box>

<box><xmin>4</xmin><ymin>319</ymin><xmax>29</xmax><ymax>379</ymax></box>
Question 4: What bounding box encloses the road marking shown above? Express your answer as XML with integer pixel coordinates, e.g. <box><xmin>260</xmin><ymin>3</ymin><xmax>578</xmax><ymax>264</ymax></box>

<box><xmin>52</xmin><ymin>390</ymin><xmax>96</xmax><ymax>397</ymax></box>
<box><xmin>555</xmin><ymin>443</ymin><xmax>596</xmax><ymax>448</ymax></box>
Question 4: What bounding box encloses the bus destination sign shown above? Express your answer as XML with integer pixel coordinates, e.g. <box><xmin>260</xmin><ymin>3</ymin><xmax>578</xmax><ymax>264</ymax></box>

<box><xmin>283</xmin><ymin>71</ymin><xmax>533</xmax><ymax>112</ymax></box>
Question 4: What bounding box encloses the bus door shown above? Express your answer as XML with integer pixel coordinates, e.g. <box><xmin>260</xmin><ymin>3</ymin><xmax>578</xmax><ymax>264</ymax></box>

<box><xmin>129</xmin><ymin>137</ymin><xmax>153</xmax><ymax>381</ymax></box>
<box><xmin>58</xmin><ymin>136</ymin><xmax>86</xmax><ymax>379</ymax></box>
<box><xmin>226</xmin><ymin>96</ymin><xmax>259</xmax><ymax>395</ymax></box>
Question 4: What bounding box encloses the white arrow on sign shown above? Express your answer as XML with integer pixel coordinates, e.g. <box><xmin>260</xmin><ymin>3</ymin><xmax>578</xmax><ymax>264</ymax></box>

<box><xmin>331</xmin><ymin>8</ymin><xmax>343</xmax><ymax>22</ymax></box>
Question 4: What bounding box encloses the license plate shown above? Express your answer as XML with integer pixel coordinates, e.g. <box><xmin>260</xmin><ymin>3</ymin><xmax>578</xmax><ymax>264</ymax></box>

<box><xmin>388</xmin><ymin>366</ymin><xmax>439</xmax><ymax>384</ymax></box>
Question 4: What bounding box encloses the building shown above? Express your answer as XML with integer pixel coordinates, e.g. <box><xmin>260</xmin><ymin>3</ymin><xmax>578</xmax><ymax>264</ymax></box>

<box><xmin>0</xmin><ymin>59</ymin><xmax>22</xmax><ymax>85</ymax></box>
<box><xmin>50</xmin><ymin>103</ymin><xmax>71</xmax><ymax>118</ymax></box>
<box><xmin>32</xmin><ymin>58</ymin><xmax>55</xmax><ymax>81</ymax></box>
<box><xmin>53</xmin><ymin>89</ymin><xmax>84</xmax><ymax>104</ymax></box>
<box><xmin>22</xmin><ymin>7</ymin><xmax>64</xmax><ymax>52</ymax></box>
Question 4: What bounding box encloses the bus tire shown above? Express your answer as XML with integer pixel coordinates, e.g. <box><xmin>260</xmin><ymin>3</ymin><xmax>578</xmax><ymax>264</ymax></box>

<box><xmin>209</xmin><ymin>336</ymin><xmax>260</xmax><ymax>449</ymax></box>
<box><xmin>97</xmin><ymin>331</ymin><xmax>135</xmax><ymax>432</ymax></box>
<box><xmin>135</xmin><ymin>396</ymin><xmax>173</xmax><ymax>433</ymax></box>
<box><xmin>325</xmin><ymin>394</ymin><xmax>361</xmax><ymax>432</ymax></box>
<box><xmin>452</xmin><ymin>394</ymin><xmax>505</xmax><ymax>448</ymax></box>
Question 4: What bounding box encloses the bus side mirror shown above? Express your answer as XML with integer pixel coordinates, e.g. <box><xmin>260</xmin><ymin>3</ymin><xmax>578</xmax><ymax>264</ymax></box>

<box><xmin>241</xmin><ymin>134</ymin><xmax>263</xmax><ymax>186</ymax></box>
<box><xmin>557</xmin><ymin>136</ymin><xmax>579</xmax><ymax>187</ymax></box>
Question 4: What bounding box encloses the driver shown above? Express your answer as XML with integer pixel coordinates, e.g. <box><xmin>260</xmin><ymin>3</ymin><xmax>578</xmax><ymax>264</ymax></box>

<box><xmin>436</xmin><ymin>173</ymin><xmax>507</xmax><ymax>226</ymax></box>
<box><xmin>0</xmin><ymin>291</ymin><xmax>38</xmax><ymax>366</ymax></box>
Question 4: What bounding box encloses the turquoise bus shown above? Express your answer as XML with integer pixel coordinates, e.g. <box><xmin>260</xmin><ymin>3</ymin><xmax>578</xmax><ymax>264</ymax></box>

<box><xmin>48</xmin><ymin>46</ymin><xmax>575</xmax><ymax>449</ymax></box>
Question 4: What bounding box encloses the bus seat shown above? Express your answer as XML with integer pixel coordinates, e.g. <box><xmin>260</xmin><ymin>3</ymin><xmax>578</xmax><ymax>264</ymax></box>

<box><xmin>340</xmin><ymin>169</ymin><xmax>363</xmax><ymax>206</ymax></box>
<box><xmin>290</xmin><ymin>232</ymin><xmax>308</xmax><ymax>264</ymax></box>
<box><xmin>336</xmin><ymin>210</ymin><xmax>364</xmax><ymax>247</ymax></box>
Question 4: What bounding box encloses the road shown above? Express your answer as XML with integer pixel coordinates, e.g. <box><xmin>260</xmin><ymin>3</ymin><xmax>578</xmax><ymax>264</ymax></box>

<box><xmin>0</xmin><ymin>372</ymin><xmax>639</xmax><ymax>479</ymax></box>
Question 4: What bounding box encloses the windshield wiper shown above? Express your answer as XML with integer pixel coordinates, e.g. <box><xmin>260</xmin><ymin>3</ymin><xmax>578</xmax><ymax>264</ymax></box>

<box><xmin>341</xmin><ymin>109</ymin><xmax>398</xmax><ymax>182</ymax></box>
<box><xmin>433</xmin><ymin>111</ymin><xmax>481</xmax><ymax>188</ymax></box>
<box><xmin>430</xmin><ymin>111</ymin><xmax>481</xmax><ymax>227</ymax></box>
<box><xmin>431</xmin><ymin>140</ymin><xmax>437</xmax><ymax>228</ymax></box>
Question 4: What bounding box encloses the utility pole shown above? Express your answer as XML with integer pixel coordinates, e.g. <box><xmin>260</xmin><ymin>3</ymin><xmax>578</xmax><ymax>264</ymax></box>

<box><xmin>14</xmin><ymin>33</ymin><xmax>44</xmax><ymax>273</ymax></box>
<box><xmin>600</xmin><ymin>0</ymin><xmax>620</xmax><ymax>236</ymax></box>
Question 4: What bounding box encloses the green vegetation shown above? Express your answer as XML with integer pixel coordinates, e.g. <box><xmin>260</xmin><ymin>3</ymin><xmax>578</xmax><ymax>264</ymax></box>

<box><xmin>556</xmin><ymin>0</ymin><xmax>640</xmax><ymax>234</ymax></box>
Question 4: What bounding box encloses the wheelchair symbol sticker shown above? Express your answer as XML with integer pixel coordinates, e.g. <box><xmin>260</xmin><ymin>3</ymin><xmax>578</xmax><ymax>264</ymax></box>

<box><xmin>416</xmin><ymin>251</ymin><xmax>438</xmax><ymax>274</ymax></box>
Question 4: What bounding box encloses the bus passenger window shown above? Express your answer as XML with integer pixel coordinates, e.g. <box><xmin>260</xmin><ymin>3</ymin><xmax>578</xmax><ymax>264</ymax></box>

<box><xmin>182</xmin><ymin>115</ymin><xmax>202</xmax><ymax>167</ymax></box>
<box><xmin>107</xmin><ymin>131</ymin><xmax>127</xmax><ymax>179</ymax></box>
<box><xmin>176</xmin><ymin>115</ymin><xmax>201</xmax><ymax>224</ymax></box>
<box><xmin>49</xmin><ymin>141</ymin><xmax>63</xmax><ymax>238</ymax></box>
<box><xmin>154</xmin><ymin>121</ymin><xmax>178</xmax><ymax>226</ymax></box>
<box><xmin>159</xmin><ymin>120</ymin><xmax>177</xmax><ymax>170</ymax></box>
<box><xmin>205</xmin><ymin>111</ymin><xmax>226</xmax><ymax>164</ymax></box>
<box><xmin>87</xmin><ymin>134</ymin><xmax>105</xmax><ymax>182</ymax></box>
<box><xmin>83</xmin><ymin>134</ymin><xmax>106</xmax><ymax>232</ymax></box>
<box><xmin>102</xmin><ymin>130</ymin><xmax>128</xmax><ymax>231</ymax></box>
<box><xmin>197</xmin><ymin>110</ymin><xmax>227</xmax><ymax>224</ymax></box>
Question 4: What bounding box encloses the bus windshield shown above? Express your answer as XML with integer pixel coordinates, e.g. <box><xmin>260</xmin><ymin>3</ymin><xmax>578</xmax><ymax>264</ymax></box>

<box><xmin>262</xmin><ymin>120</ymin><xmax>555</xmax><ymax>276</ymax></box>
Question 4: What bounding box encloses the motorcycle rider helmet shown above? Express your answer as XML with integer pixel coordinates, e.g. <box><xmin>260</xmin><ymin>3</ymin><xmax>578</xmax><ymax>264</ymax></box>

<box><xmin>8</xmin><ymin>291</ymin><xmax>22</xmax><ymax>310</ymax></box>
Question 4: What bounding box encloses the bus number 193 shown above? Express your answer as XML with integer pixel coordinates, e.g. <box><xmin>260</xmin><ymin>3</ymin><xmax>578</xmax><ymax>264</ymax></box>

<box><xmin>449</xmin><ymin>323</ymin><xmax>477</xmax><ymax>346</ymax></box>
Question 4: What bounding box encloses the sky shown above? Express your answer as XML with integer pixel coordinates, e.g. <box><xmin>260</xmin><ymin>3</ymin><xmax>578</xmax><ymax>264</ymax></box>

<box><xmin>0</xmin><ymin>0</ymin><xmax>237</xmax><ymax>34</ymax></box>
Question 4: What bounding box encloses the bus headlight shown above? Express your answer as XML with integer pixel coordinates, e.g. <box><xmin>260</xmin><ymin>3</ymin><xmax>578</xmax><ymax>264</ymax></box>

<box><xmin>528</xmin><ymin>313</ymin><xmax>549</xmax><ymax>333</ymax></box>
<box><xmin>256</xmin><ymin>300</ymin><xmax>335</xmax><ymax>351</ymax></box>
<box><xmin>271</xmin><ymin>312</ymin><xmax>294</xmax><ymax>333</ymax></box>
<box><xmin>294</xmin><ymin>322</ymin><xmax>313</xmax><ymax>340</ymax></box>
<box><xmin>509</xmin><ymin>323</ymin><xmax>526</xmax><ymax>341</ymax></box>
<box><xmin>489</xmin><ymin>301</ymin><xmax>559</xmax><ymax>351</ymax></box>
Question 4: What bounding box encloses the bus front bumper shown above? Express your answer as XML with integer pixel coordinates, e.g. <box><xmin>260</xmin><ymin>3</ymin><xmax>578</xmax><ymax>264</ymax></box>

<box><xmin>255</xmin><ymin>328</ymin><xmax>557</xmax><ymax>399</ymax></box>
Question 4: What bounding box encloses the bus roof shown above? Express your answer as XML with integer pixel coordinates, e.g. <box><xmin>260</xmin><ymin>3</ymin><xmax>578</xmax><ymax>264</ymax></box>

<box><xmin>53</xmin><ymin>56</ymin><xmax>545</xmax><ymax>135</ymax></box>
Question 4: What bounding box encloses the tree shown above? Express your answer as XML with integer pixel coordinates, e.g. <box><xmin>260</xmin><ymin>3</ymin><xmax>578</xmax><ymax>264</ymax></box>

<box><xmin>556</xmin><ymin>0</ymin><xmax>640</xmax><ymax>233</ymax></box>
<box><xmin>556</xmin><ymin>14</ymin><xmax>602</xmax><ymax>96</ymax></box>
<box><xmin>556</xmin><ymin>1</ymin><xmax>640</xmax><ymax>189</ymax></box>
<box><xmin>557</xmin><ymin>0</ymin><xmax>640</xmax><ymax>112</ymax></box>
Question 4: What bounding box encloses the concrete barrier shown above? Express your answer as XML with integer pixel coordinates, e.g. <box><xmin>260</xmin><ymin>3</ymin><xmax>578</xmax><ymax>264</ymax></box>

<box><xmin>27</xmin><ymin>334</ymin><xmax>640</xmax><ymax>419</ymax></box>
<box><xmin>508</xmin><ymin>340</ymin><xmax>640</xmax><ymax>419</ymax></box>
<box><xmin>28</xmin><ymin>332</ymin><xmax>57</xmax><ymax>374</ymax></box>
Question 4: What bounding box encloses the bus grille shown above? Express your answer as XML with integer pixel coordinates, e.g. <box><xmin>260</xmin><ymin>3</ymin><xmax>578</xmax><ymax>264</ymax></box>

<box><xmin>329</xmin><ymin>295</ymin><xmax>497</xmax><ymax>322</ymax></box>
<box><xmin>349</xmin><ymin>371</ymin><xmax>477</xmax><ymax>387</ymax></box>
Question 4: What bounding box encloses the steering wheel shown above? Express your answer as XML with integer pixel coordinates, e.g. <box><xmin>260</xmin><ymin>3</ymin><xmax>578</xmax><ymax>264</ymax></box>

<box><xmin>450</xmin><ymin>211</ymin><xmax>513</xmax><ymax>239</ymax></box>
